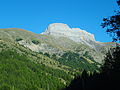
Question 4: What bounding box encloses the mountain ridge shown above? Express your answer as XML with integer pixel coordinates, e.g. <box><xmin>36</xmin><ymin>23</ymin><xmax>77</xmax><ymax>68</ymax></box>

<box><xmin>0</xmin><ymin>23</ymin><xmax>116</xmax><ymax>63</ymax></box>
<box><xmin>0</xmin><ymin>23</ymin><xmax>117</xmax><ymax>90</ymax></box>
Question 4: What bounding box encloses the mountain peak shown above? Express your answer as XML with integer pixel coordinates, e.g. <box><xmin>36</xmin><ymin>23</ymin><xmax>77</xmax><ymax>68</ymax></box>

<box><xmin>46</xmin><ymin>23</ymin><xmax>71</xmax><ymax>32</ymax></box>
<box><xmin>42</xmin><ymin>23</ymin><xmax>95</xmax><ymax>44</ymax></box>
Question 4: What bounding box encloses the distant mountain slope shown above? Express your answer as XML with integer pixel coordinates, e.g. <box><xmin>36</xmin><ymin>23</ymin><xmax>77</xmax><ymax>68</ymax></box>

<box><xmin>0</xmin><ymin>24</ymin><xmax>116</xmax><ymax>63</ymax></box>
<box><xmin>0</xmin><ymin>36</ymin><xmax>100</xmax><ymax>90</ymax></box>
<box><xmin>0</xmin><ymin>24</ymin><xmax>116</xmax><ymax>89</ymax></box>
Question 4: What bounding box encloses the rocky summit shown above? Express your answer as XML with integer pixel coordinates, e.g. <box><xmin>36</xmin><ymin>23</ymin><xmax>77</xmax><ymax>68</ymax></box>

<box><xmin>42</xmin><ymin>23</ymin><xmax>96</xmax><ymax>46</ymax></box>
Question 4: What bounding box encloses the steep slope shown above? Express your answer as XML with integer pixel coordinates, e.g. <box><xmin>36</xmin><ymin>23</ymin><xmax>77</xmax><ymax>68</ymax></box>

<box><xmin>0</xmin><ymin>26</ymin><xmax>116</xmax><ymax>63</ymax></box>
<box><xmin>0</xmin><ymin>24</ymin><xmax>116</xmax><ymax>89</ymax></box>
<box><xmin>0</xmin><ymin>36</ymin><xmax>100</xmax><ymax>90</ymax></box>
<box><xmin>41</xmin><ymin>23</ymin><xmax>116</xmax><ymax>63</ymax></box>
<box><xmin>0</xmin><ymin>40</ymin><xmax>74</xmax><ymax>90</ymax></box>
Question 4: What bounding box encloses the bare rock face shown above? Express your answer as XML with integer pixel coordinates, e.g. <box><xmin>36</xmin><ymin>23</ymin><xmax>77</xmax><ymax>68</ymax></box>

<box><xmin>42</xmin><ymin>23</ymin><xmax>96</xmax><ymax>46</ymax></box>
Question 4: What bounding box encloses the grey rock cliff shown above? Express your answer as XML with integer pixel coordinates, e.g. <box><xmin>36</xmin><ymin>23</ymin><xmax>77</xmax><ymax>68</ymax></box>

<box><xmin>42</xmin><ymin>23</ymin><xmax>96</xmax><ymax>47</ymax></box>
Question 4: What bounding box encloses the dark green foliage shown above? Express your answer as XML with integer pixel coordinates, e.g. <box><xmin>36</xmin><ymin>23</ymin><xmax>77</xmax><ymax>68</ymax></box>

<box><xmin>39</xmin><ymin>51</ymin><xmax>43</xmax><ymax>54</ymax></box>
<box><xmin>65</xmin><ymin>46</ymin><xmax>120</xmax><ymax>90</ymax></box>
<box><xmin>101</xmin><ymin>45</ymin><xmax>120</xmax><ymax>72</ymax></box>
<box><xmin>65</xmin><ymin>70</ymin><xmax>109</xmax><ymax>90</ymax></box>
<box><xmin>51</xmin><ymin>54</ymin><xmax>57</xmax><ymax>60</ymax></box>
<box><xmin>44</xmin><ymin>52</ymin><xmax>50</xmax><ymax>57</ymax></box>
<box><xmin>57</xmin><ymin>51</ymin><xmax>99</xmax><ymax>72</ymax></box>
<box><xmin>16</xmin><ymin>38</ymin><xmax>23</xmax><ymax>41</ymax></box>
<box><xmin>0</xmin><ymin>84</ymin><xmax>12</xmax><ymax>90</ymax></box>
<box><xmin>0</xmin><ymin>50</ymin><xmax>72</xmax><ymax>90</ymax></box>
<box><xmin>83</xmin><ymin>51</ymin><xmax>94</xmax><ymax>61</ymax></box>
<box><xmin>101</xmin><ymin>0</ymin><xmax>120</xmax><ymax>41</ymax></box>
<box><xmin>32</xmin><ymin>40</ymin><xmax>39</xmax><ymax>44</ymax></box>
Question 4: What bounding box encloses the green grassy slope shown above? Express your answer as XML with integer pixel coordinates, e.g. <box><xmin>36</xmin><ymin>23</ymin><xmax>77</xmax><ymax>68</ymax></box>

<box><xmin>0</xmin><ymin>40</ymin><xmax>73</xmax><ymax>90</ymax></box>
<box><xmin>0</xmin><ymin>28</ymin><xmax>115</xmax><ymax>90</ymax></box>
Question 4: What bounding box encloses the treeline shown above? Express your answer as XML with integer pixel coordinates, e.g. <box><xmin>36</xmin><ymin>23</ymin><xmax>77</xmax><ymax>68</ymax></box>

<box><xmin>65</xmin><ymin>46</ymin><xmax>120</xmax><ymax>90</ymax></box>
<box><xmin>56</xmin><ymin>51</ymin><xmax>99</xmax><ymax>72</ymax></box>
<box><xmin>0</xmin><ymin>49</ymin><xmax>72</xmax><ymax>90</ymax></box>
<box><xmin>41</xmin><ymin>51</ymin><xmax>100</xmax><ymax>74</ymax></box>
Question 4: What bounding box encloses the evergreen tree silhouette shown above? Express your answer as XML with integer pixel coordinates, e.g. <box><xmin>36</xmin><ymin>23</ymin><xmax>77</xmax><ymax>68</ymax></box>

<box><xmin>65</xmin><ymin>0</ymin><xmax>120</xmax><ymax>90</ymax></box>
<box><xmin>101</xmin><ymin>0</ymin><xmax>120</xmax><ymax>41</ymax></box>
<box><xmin>65</xmin><ymin>45</ymin><xmax>120</xmax><ymax>90</ymax></box>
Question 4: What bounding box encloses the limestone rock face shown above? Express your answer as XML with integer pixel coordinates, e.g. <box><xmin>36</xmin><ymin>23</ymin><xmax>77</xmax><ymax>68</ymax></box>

<box><xmin>42</xmin><ymin>23</ymin><xmax>95</xmax><ymax>45</ymax></box>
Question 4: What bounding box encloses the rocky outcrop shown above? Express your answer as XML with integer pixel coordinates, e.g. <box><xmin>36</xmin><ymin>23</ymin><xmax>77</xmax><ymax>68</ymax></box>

<box><xmin>42</xmin><ymin>23</ymin><xmax>97</xmax><ymax>48</ymax></box>
<box><xmin>42</xmin><ymin>23</ymin><xmax>95</xmax><ymax>42</ymax></box>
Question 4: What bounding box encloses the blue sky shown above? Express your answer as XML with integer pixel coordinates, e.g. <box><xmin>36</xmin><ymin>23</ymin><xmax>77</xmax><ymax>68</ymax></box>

<box><xmin>0</xmin><ymin>0</ymin><xmax>118</xmax><ymax>42</ymax></box>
